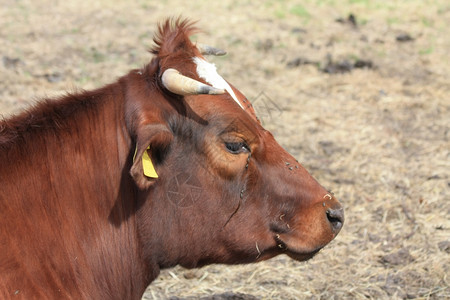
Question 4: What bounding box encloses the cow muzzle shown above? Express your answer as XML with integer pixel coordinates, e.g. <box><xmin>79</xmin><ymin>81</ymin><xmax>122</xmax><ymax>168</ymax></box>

<box><xmin>271</xmin><ymin>193</ymin><xmax>344</xmax><ymax>261</ymax></box>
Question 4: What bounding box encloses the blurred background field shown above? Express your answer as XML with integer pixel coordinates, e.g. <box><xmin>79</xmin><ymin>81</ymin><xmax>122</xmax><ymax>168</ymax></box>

<box><xmin>1</xmin><ymin>1</ymin><xmax>449</xmax><ymax>299</ymax></box>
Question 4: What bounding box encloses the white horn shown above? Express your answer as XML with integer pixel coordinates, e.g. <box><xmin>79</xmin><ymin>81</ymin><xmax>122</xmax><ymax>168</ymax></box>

<box><xmin>161</xmin><ymin>68</ymin><xmax>225</xmax><ymax>96</ymax></box>
<box><xmin>197</xmin><ymin>43</ymin><xmax>227</xmax><ymax>56</ymax></box>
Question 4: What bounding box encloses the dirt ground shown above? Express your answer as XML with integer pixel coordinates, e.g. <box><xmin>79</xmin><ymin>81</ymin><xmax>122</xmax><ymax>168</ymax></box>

<box><xmin>1</xmin><ymin>0</ymin><xmax>449</xmax><ymax>299</ymax></box>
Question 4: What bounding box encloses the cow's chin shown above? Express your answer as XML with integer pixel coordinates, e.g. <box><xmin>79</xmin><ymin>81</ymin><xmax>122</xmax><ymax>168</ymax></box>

<box><xmin>255</xmin><ymin>245</ymin><xmax>321</xmax><ymax>263</ymax></box>
<box><xmin>254</xmin><ymin>238</ymin><xmax>324</xmax><ymax>263</ymax></box>
<box><xmin>274</xmin><ymin>234</ymin><xmax>328</xmax><ymax>262</ymax></box>
<box><xmin>285</xmin><ymin>248</ymin><xmax>321</xmax><ymax>262</ymax></box>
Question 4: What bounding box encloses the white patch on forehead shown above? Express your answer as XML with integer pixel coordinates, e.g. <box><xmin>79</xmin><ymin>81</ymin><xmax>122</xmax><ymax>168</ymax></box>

<box><xmin>193</xmin><ymin>57</ymin><xmax>244</xmax><ymax>110</ymax></box>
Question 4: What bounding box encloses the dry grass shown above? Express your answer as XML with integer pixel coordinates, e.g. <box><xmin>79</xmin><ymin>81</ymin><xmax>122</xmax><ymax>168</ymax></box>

<box><xmin>1</xmin><ymin>0</ymin><xmax>449</xmax><ymax>299</ymax></box>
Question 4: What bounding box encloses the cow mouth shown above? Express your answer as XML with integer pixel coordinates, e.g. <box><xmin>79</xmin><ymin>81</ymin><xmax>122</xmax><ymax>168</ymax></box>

<box><xmin>274</xmin><ymin>234</ymin><xmax>323</xmax><ymax>261</ymax></box>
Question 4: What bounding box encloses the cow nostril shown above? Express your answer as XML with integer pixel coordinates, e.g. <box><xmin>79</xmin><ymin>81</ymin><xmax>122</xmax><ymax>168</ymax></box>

<box><xmin>326</xmin><ymin>208</ymin><xmax>344</xmax><ymax>232</ymax></box>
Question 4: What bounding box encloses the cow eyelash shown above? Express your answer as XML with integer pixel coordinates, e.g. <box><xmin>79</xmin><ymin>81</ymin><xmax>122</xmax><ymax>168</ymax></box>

<box><xmin>225</xmin><ymin>141</ymin><xmax>250</xmax><ymax>154</ymax></box>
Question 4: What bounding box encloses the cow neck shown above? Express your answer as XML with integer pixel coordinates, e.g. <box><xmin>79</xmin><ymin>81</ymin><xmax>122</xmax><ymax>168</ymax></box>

<box><xmin>1</xmin><ymin>81</ymin><xmax>149</xmax><ymax>298</ymax></box>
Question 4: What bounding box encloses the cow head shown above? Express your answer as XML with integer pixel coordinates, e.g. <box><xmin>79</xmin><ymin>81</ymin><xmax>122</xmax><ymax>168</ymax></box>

<box><xmin>126</xmin><ymin>19</ymin><xmax>343</xmax><ymax>270</ymax></box>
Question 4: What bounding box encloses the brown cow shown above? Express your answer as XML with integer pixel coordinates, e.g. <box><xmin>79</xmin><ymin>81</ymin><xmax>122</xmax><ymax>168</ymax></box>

<box><xmin>0</xmin><ymin>19</ymin><xmax>343</xmax><ymax>299</ymax></box>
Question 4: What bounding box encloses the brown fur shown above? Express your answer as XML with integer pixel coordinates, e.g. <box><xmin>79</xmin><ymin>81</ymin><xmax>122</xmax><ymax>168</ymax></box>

<box><xmin>0</xmin><ymin>18</ymin><xmax>343</xmax><ymax>299</ymax></box>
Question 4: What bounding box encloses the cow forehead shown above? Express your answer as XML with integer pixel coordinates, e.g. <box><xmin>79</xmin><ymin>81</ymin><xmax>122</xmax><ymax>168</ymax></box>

<box><xmin>193</xmin><ymin>57</ymin><xmax>244</xmax><ymax>110</ymax></box>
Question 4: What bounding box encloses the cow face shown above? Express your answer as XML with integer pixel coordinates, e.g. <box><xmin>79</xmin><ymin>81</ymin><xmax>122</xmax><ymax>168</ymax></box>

<box><xmin>128</xmin><ymin>19</ymin><xmax>343</xmax><ymax>269</ymax></box>
<box><xmin>180</xmin><ymin>91</ymin><xmax>343</xmax><ymax>266</ymax></box>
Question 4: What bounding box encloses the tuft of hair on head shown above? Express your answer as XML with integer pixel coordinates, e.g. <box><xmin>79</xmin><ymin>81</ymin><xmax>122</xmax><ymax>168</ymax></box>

<box><xmin>150</xmin><ymin>17</ymin><xmax>200</xmax><ymax>58</ymax></box>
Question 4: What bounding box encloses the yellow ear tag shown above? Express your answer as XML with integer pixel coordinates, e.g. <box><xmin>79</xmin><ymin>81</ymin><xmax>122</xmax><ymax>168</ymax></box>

<box><xmin>142</xmin><ymin>146</ymin><xmax>158</xmax><ymax>178</ymax></box>
<box><xmin>134</xmin><ymin>145</ymin><xmax>158</xmax><ymax>178</ymax></box>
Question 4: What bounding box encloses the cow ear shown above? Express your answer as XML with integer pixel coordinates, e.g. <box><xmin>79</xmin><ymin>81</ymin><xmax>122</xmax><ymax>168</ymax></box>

<box><xmin>130</xmin><ymin>124</ymin><xmax>173</xmax><ymax>189</ymax></box>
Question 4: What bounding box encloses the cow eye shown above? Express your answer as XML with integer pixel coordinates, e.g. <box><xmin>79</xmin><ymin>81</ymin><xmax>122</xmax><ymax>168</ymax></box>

<box><xmin>225</xmin><ymin>142</ymin><xmax>250</xmax><ymax>154</ymax></box>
